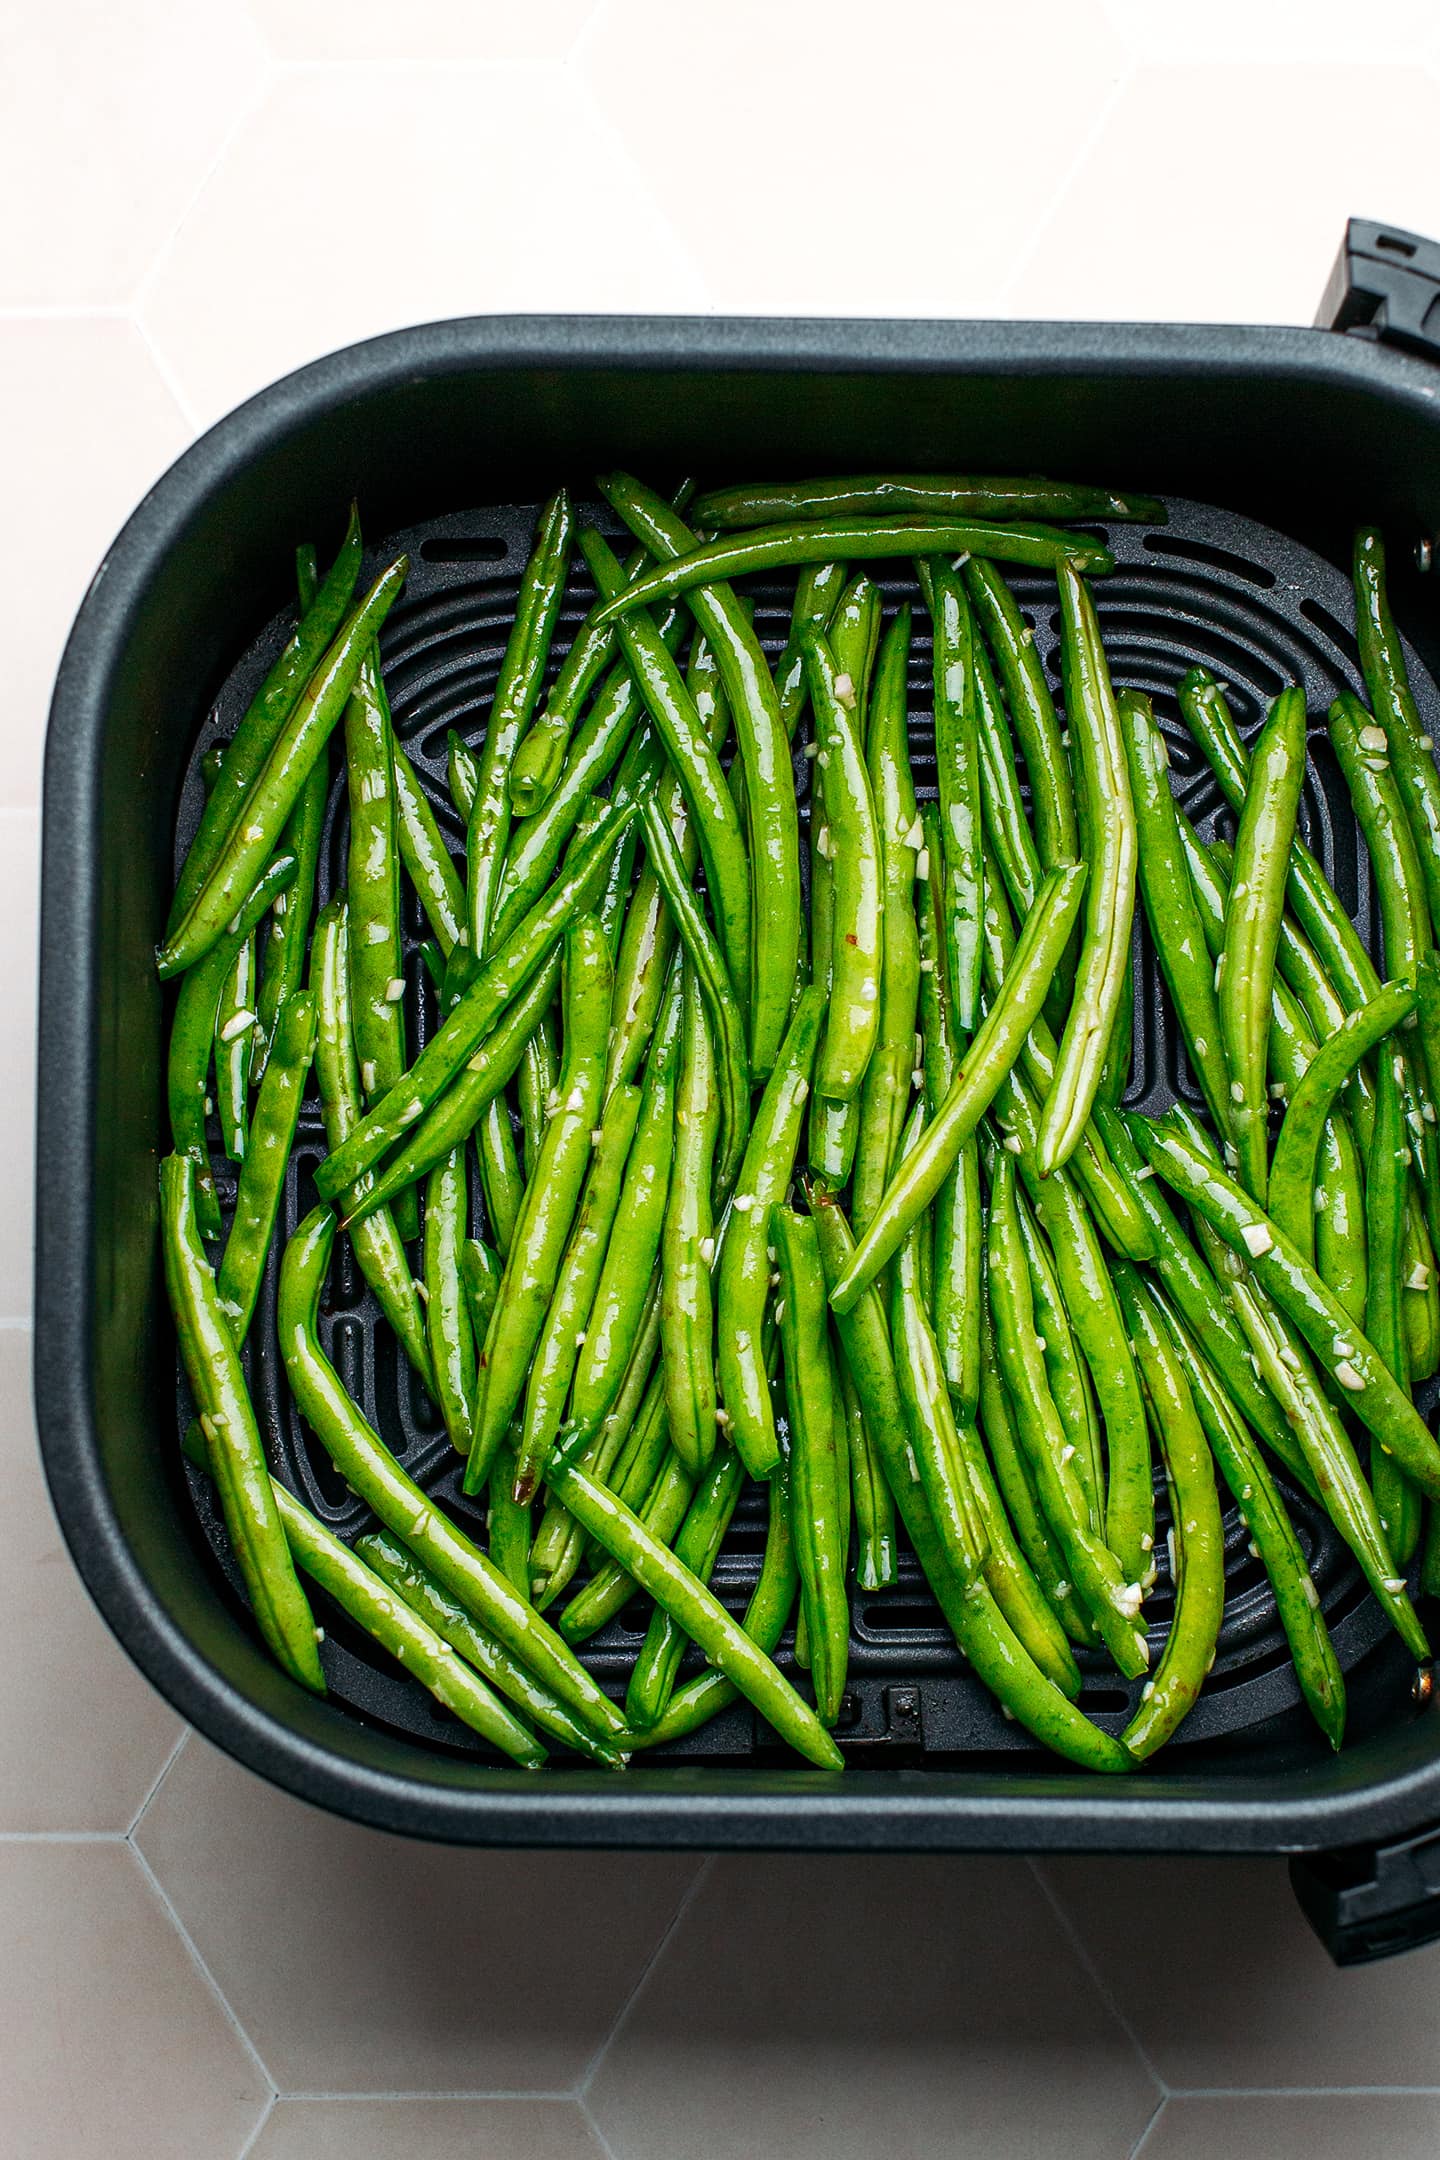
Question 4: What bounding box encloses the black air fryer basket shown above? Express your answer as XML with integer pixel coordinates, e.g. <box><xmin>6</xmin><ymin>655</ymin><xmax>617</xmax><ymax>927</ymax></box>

<box><xmin>36</xmin><ymin>219</ymin><xmax>1440</xmax><ymax>1964</ymax></box>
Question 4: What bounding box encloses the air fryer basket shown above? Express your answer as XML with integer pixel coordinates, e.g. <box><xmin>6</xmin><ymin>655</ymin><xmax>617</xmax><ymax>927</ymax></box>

<box><xmin>35</xmin><ymin>219</ymin><xmax>1440</xmax><ymax>1961</ymax></box>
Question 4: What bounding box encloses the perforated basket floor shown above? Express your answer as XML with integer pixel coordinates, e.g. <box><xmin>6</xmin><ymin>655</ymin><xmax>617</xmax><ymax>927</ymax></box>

<box><xmin>175</xmin><ymin>495</ymin><xmax>1440</xmax><ymax>1769</ymax></box>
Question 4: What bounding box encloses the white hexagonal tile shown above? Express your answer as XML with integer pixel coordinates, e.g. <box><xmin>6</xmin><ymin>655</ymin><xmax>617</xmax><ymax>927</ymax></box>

<box><xmin>136</xmin><ymin>1736</ymin><xmax>701</xmax><ymax>2094</ymax></box>
<box><xmin>0</xmin><ymin>819</ymin><xmax>39</xmax><ymax>1323</ymax></box>
<box><xmin>1142</xmin><ymin>2096</ymin><xmax>1440</xmax><ymax>2160</ymax></box>
<box><xmin>579</xmin><ymin>0</ymin><xmax>1131</xmax><ymax>320</ymax></box>
<box><xmin>0</xmin><ymin>0</ymin><xmax>270</xmax><ymax>304</ymax></box>
<box><xmin>252</xmin><ymin>2097</ymin><xmax>607</xmax><ymax>2158</ymax></box>
<box><xmin>0</xmin><ymin>1841</ymin><xmax>268</xmax><ymax>2157</ymax></box>
<box><xmin>588</xmin><ymin>1853</ymin><xmax>1158</xmax><ymax>2160</ymax></box>
<box><xmin>244</xmin><ymin>0</ymin><xmax>596</xmax><ymax>63</ymax></box>
<box><xmin>0</xmin><ymin>320</ymin><xmax>190</xmax><ymax>813</ymax></box>
<box><xmin>140</xmin><ymin>63</ymin><xmax>708</xmax><ymax>429</ymax></box>
<box><xmin>1009</xmin><ymin>64</ymin><xmax>1440</xmax><ymax>327</ymax></box>
<box><xmin>2</xmin><ymin>1328</ymin><xmax>183</xmax><ymax>1829</ymax></box>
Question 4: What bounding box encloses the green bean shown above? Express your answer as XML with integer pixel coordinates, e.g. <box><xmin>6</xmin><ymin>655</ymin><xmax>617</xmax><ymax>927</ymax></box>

<box><xmin>1367</xmin><ymin>1042</ymin><xmax>1421</xmax><ymax>1564</ymax></box>
<box><xmin>603</xmin><ymin>793</ymin><xmax>677</xmax><ymax>1098</ymax></box>
<box><xmin>965</xmin><ymin>557</ymin><xmax>1079</xmax><ymax>870</ymax></box>
<box><xmin>690</xmin><ymin>474</ymin><xmax>1163</xmax><ymax>528</ymax></box>
<box><xmin>344</xmin><ymin>653</ymin><xmax>408</xmax><ymax>1109</ymax></box>
<box><xmin>342</xmin><ymin>952</ymin><xmax>561</xmax><ymax>1231</ymax></box>
<box><xmin>631</xmin><ymin>1472</ymin><xmax>799</xmax><ymax>1749</ymax></box>
<box><xmin>774</xmin><ymin>1207</ymin><xmax>850</xmax><ymax>1725</ymax></box>
<box><xmin>919</xmin><ymin>559</ymin><xmax>984</xmax><ymax>1029</ymax></box>
<box><xmin>840</xmin><ymin>1352</ymin><xmax>896</xmax><ymax>1593</ymax></box>
<box><xmin>214</xmin><ymin>931</ymin><xmax>256</xmax><ymax>1163</ymax></box>
<box><xmin>461</xmin><ymin>1235</ymin><xmax>502</xmax><ymax>1342</ymax></box>
<box><xmin>161</xmin><ymin>557</ymin><xmax>407</xmax><ymax>978</ymax></box>
<box><xmin>663</xmin><ymin>969</ymin><xmax>720</xmax><ymax>1479</ymax></box>
<box><xmin>1215</xmin><ymin>684</ymin><xmax>1308</xmax><ymax>1200</ymax></box>
<box><xmin>1153</xmin><ymin>1292</ymin><xmax>1345</xmax><ymax>1749</ymax></box>
<box><xmin>1355</xmin><ymin>527</ymin><xmax>1440</xmax><ymax>946</ymax></box>
<box><xmin>977</xmin><ymin>1297</ymin><xmax>1099</xmax><ymax>1650</ymax></box>
<box><xmin>168</xmin><ymin>850</ymin><xmax>297</xmax><ymax>1243</ymax></box>
<box><xmin>1112</xmin><ymin>1268</ymin><xmax>1225</xmax><ymax>1759</ymax></box>
<box><xmin>717</xmin><ymin>986</ymin><xmax>825</xmax><ymax>1477</ymax></box>
<box><xmin>953</xmin><ymin>1417</ymin><xmax>1083</xmax><ymax>1697</ymax></box>
<box><xmin>1009</xmin><ymin>1174</ymin><xmax>1103</xmax><ymax>1531</ymax></box>
<box><xmin>486</xmin><ymin>1443</ymin><xmax>531</xmax><ymax>1597</ymax></box>
<box><xmin>890</xmin><ymin>1115</ymin><xmax>988</xmax><ymax>1587</ymax></box>
<box><xmin>517</xmin><ymin>1011</ymin><xmax>558</xmax><ymax>1181</ymax></box>
<box><xmin>215</xmin><ymin>989</ymin><xmax>316</xmax><ymax>1343</ymax></box>
<box><xmin>637</xmin><ymin>792</ymin><xmax>751</xmax><ymax>1196</ymax></box>
<box><xmin>422</xmin><ymin>1144</ymin><xmax>476</xmax><ymax>1457</ymax></box>
<box><xmin>829</xmin><ymin>861</ymin><xmax>1088</xmax><ymax>1310</ymax></box>
<box><xmin>476</xmin><ymin>1099</ymin><xmax>523</xmax><ymax>1260</ymax></box>
<box><xmin>1178</xmin><ymin>667</ymin><xmax>1379</xmax><ymax>1016</ymax></box>
<box><xmin>1269</xmin><ymin>984</ymin><xmax>1415</xmax><ymax>1257</ymax></box>
<box><xmin>531</xmin><ymin>1291</ymin><xmax>665</xmax><ymax>1611</ymax></box>
<box><xmin>1036</xmin><ymin>562</ymin><xmax>1136</xmax><ymax>1176</ymax></box>
<box><xmin>278</xmin><ymin>1204</ymin><xmax>627</xmax><ymax>1742</ymax></box>
<box><xmin>467</xmin><ymin>492</ymin><xmax>572</xmax><ymax>956</ymax></box>
<box><xmin>625</xmin><ymin>1447</ymin><xmax>747</xmax><ymax>1730</ymax></box>
<box><xmin>489</xmin><ymin>606</ymin><xmax>687</xmax><ymax>954</ymax></box>
<box><xmin>254</xmin><ymin>746</ymin><xmax>327</xmax><ymax>1082</ymax></box>
<box><xmin>467</xmin><ymin>916</ymin><xmax>613</xmax><ymax>1497</ymax></box>
<box><xmin>568</xmin><ymin>964</ymin><xmax>682</xmax><ymax>1456</ymax></box>
<box><xmin>557</xmin><ymin>1441</ymin><xmax>691</xmax><ymax>1645</ymax></box>
<box><xmin>976</xmin><ymin>839</ymin><xmax>1151</xmax><ymax>1263</ymax></box>
<box><xmin>988</xmin><ymin>1152</ymin><xmax>1149</xmax><ymax>1677</ymax></box>
<box><xmin>1135</xmin><ymin>1113</ymin><xmax>1440</xmax><ymax>1502</ymax></box>
<box><xmin>545</xmin><ymin>1425</ymin><xmax>838</xmax><ymax>1767</ymax></box>
<box><xmin>161</xmin><ymin>1154</ymin><xmax>324</xmax><ymax>1692</ymax></box>
<box><xmin>520</xmin><ymin>1079</ymin><xmax>643</xmax><ymax>1493</ymax></box>
<box><xmin>597</xmin><ymin>473</ymin><xmax>800</xmax><ymax>1080</ymax></box>
<box><xmin>596</xmin><ymin>519</ymin><xmax>1113</xmax><ymax>627</ymax></box>
<box><xmin>810</xmin><ymin>1182</ymin><xmax>1125</xmax><ymax>1765</ymax></box>
<box><xmin>1330</xmin><ymin>691</ymin><xmax>1431</xmax><ymax>985</ymax></box>
<box><xmin>1119</xmin><ymin>690</ymin><xmax>1231</xmax><ymax>1134</ymax></box>
<box><xmin>169</xmin><ymin>505</ymin><xmax>362</xmax><ymax>936</ymax></box>
<box><xmin>776</xmin><ymin>560</ymin><xmax>848</xmax><ymax>741</ymax></box>
<box><xmin>447</xmin><ymin>729</ymin><xmax>478</xmax><ymax>824</ymax></box>
<box><xmin>509</xmin><ymin>541</ymin><xmax>647</xmax><ymax>820</ymax></box>
<box><xmin>583</xmin><ymin>527</ymin><xmax>752</xmax><ymax>1013</ymax></box>
<box><xmin>803</xmin><ymin>626</ymin><xmax>884</xmax><ymax>1100</ymax></box>
<box><xmin>314</xmin><ymin>799</ymin><xmax>635</xmax><ymax>1200</ymax></box>
<box><xmin>355</xmin><ymin>1530</ymin><xmax>626</xmax><ymax>1765</ymax></box>
<box><xmin>392</xmin><ymin>742</ymin><xmax>464</xmax><ymax>956</ymax></box>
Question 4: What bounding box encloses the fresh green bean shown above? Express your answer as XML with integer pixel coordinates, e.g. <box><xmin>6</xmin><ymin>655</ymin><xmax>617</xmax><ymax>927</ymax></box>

<box><xmin>1112</xmin><ymin>1267</ymin><xmax>1225</xmax><ymax>1759</ymax></box>
<box><xmin>423</xmin><ymin>1144</ymin><xmax>476</xmax><ymax>1456</ymax></box>
<box><xmin>804</xmin><ymin>625</ymin><xmax>884</xmax><ymax>1100</ymax></box>
<box><xmin>531</xmin><ymin>1291</ymin><xmax>665</xmax><ymax>1611</ymax></box>
<box><xmin>839</xmin><ymin>1352</ymin><xmax>896</xmax><ymax>1594</ymax></box>
<box><xmin>392</xmin><ymin>742</ymin><xmax>464</xmax><ymax>956</ymax></box>
<box><xmin>162</xmin><ymin>1154</ymin><xmax>324</xmax><ymax>1692</ymax></box>
<box><xmin>1269</xmin><ymin>984</ymin><xmax>1415</xmax><ymax>1257</ymax></box>
<box><xmin>508</xmin><ymin>541</ymin><xmax>647</xmax><ymax>820</ymax></box>
<box><xmin>663</xmin><ymin>969</ymin><xmax>720</xmax><ymax>1479</ymax></box>
<box><xmin>920</xmin><ymin>559</ymin><xmax>984</xmax><ymax>1029</ymax></box>
<box><xmin>690</xmin><ymin>474</ymin><xmax>1163</xmax><ymax>528</ymax></box>
<box><xmin>467</xmin><ymin>916</ymin><xmax>613</xmax><ymax>1497</ymax></box>
<box><xmin>216</xmin><ymin>989</ymin><xmax>316</xmax><ymax>1342</ymax></box>
<box><xmin>278</xmin><ymin>1202</ymin><xmax>628</xmax><ymax>1741</ymax></box>
<box><xmin>829</xmin><ymin>861</ymin><xmax>1088</xmax><ymax>1310</ymax></box>
<box><xmin>1330</xmin><ymin>691</ymin><xmax>1432</xmax><ymax>986</ymax></box>
<box><xmin>1036</xmin><ymin>562</ymin><xmax>1137</xmax><ymax>1176</ymax></box>
<box><xmin>625</xmin><ymin>1446</ymin><xmax>747</xmax><ymax>1730</ymax></box>
<box><xmin>517</xmin><ymin>1011</ymin><xmax>558</xmax><ymax>1182</ymax></box>
<box><xmin>314</xmin><ymin>799</ymin><xmax>635</xmax><ymax>1200</ymax></box>
<box><xmin>773</xmin><ymin>1206</ymin><xmax>850</xmax><ymax>1724</ymax></box>
<box><xmin>1009</xmin><ymin>1174</ymin><xmax>1103</xmax><ymax>1532</ymax></box>
<box><xmin>717</xmin><ymin>986</ymin><xmax>824</xmax><ymax>1476</ymax></box>
<box><xmin>597</xmin><ymin>473</ymin><xmax>800</xmax><ymax>1080</ymax></box>
<box><xmin>1354</xmin><ymin>527</ymin><xmax>1440</xmax><ymax>946</ymax></box>
<box><xmin>448</xmin><ymin>729</ymin><xmax>478</xmax><ymax>824</ymax></box>
<box><xmin>461</xmin><ymin>1235</ymin><xmax>502</xmax><ymax>1342</ymax></box>
<box><xmin>161</xmin><ymin>558</ymin><xmax>407</xmax><ymax>978</ymax></box>
<box><xmin>965</xmin><ymin>557</ymin><xmax>1078</xmax><ymax>870</ymax></box>
<box><xmin>168</xmin><ymin>850</ymin><xmax>297</xmax><ymax>1242</ymax></box>
<box><xmin>254</xmin><ymin>749</ymin><xmax>328</xmax><ymax>1082</ymax></box>
<box><xmin>214</xmin><ymin>932</ymin><xmax>256</xmax><ymax>1163</ymax></box>
<box><xmin>467</xmin><ymin>492</ymin><xmax>572</xmax><ymax>956</ymax></box>
<box><xmin>344</xmin><ymin>652</ymin><xmax>408</xmax><ymax>1106</ymax></box>
<box><xmin>168</xmin><ymin>506</ymin><xmax>362</xmax><ymax>936</ymax></box>
<box><xmin>1367</xmin><ymin>1041</ymin><xmax>1421</xmax><ymax>1564</ymax></box>
<box><xmin>1119</xmin><ymin>690</ymin><xmax>1231</xmax><ymax>1134</ymax></box>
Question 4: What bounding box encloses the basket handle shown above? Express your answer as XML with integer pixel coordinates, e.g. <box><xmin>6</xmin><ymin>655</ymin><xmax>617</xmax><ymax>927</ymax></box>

<box><xmin>1316</xmin><ymin>217</ymin><xmax>1440</xmax><ymax>360</ymax></box>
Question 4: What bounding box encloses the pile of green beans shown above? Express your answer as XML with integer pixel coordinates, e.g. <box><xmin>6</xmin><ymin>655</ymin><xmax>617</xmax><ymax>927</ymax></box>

<box><xmin>157</xmin><ymin>479</ymin><xmax>1440</xmax><ymax>1778</ymax></box>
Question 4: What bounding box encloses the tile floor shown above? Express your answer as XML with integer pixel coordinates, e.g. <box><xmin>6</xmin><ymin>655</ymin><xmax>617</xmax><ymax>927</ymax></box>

<box><xmin>10</xmin><ymin>3</ymin><xmax>1440</xmax><ymax>2153</ymax></box>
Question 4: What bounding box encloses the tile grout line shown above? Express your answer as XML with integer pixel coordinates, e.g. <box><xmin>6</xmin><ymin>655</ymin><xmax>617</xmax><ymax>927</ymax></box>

<box><xmin>275</xmin><ymin>2089</ymin><xmax>581</xmax><ymax>2103</ymax></box>
<box><xmin>577</xmin><ymin>2089</ymin><xmax>622</xmax><ymax>2160</ymax></box>
<box><xmin>1167</xmin><ymin>2084</ymin><xmax>1440</xmax><ymax>2098</ymax></box>
<box><xmin>0</xmin><ymin>1829</ymin><xmax>128</xmax><ymax>1843</ymax></box>
<box><xmin>1128</xmin><ymin>2095</ymin><xmax>1167</xmax><ymax>2158</ymax></box>
<box><xmin>991</xmin><ymin>64</ymin><xmax>1134</xmax><ymax>317</ymax></box>
<box><xmin>1027</xmin><ymin>1858</ymin><xmax>1169</xmax><ymax>2098</ymax></box>
<box><xmin>129</xmin><ymin>313</ymin><xmax>204</xmax><ymax>438</ymax></box>
<box><xmin>577</xmin><ymin>1852</ymin><xmax>716</xmax><ymax>2096</ymax></box>
<box><xmin>126</xmin><ymin>1836</ymin><xmax>279</xmax><ymax>2101</ymax></box>
<box><xmin>129</xmin><ymin>69</ymin><xmax>275</xmax><ymax>321</ymax></box>
<box><xmin>126</xmin><ymin>1726</ymin><xmax>190</xmax><ymax>1838</ymax></box>
<box><xmin>233</xmin><ymin>2092</ymin><xmax>276</xmax><ymax>2160</ymax></box>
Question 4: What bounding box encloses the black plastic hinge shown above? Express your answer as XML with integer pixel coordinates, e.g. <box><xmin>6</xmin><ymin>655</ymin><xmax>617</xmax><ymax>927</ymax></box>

<box><xmin>1290</xmin><ymin>1823</ymin><xmax>1440</xmax><ymax>1965</ymax></box>
<box><xmin>1316</xmin><ymin>218</ymin><xmax>1440</xmax><ymax>360</ymax></box>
